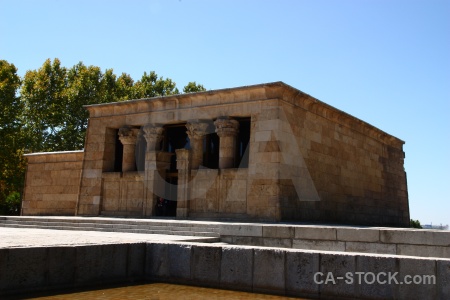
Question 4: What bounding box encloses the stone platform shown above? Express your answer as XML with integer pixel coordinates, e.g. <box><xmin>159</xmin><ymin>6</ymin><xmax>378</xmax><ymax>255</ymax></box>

<box><xmin>1</xmin><ymin>216</ymin><xmax>449</xmax><ymax>258</ymax></box>
<box><xmin>0</xmin><ymin>216</ymin><xmax>449</xmax><ymax>299</ymax></box>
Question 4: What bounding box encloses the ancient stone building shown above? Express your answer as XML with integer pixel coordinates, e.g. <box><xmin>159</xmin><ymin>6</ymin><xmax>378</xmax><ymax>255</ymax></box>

<box><xmin>22</xmin><ymin>82</ymin><xmax>410</xmax><ymax>226</ymax></box>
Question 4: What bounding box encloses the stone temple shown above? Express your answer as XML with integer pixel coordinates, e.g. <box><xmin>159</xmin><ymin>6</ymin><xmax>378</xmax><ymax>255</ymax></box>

<box><xmin>21</xmin><ymin>82</ymin><xmax>409</xmax><ymax>226</ymax></box>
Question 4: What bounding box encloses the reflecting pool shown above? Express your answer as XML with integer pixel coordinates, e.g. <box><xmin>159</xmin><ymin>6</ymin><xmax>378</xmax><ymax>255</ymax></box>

<box><xmin>15</xmin><ymin>283</ymin><xmax>309</xmax><ymax>300</ymax></box>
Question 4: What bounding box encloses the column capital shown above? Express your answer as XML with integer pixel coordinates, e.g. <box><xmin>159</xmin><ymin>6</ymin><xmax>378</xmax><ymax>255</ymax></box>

<box><xmin>118</xmin><ymin>126</ymin><xmax>139</xmax><ymax>145</ymax></box>
<box><xmin>143</xmin><ymin>123</ymin><xmax>165</xmax><ymax>151</ymax></box>
<box><xmin>186</xmin><ymin>121</ymin><xmax>209</xmax><ymax>140</ymax></box>
<box><xmin>214</xmin><ymin>117</ymin><xmax>239</xmax><ymax>137</ymax></box>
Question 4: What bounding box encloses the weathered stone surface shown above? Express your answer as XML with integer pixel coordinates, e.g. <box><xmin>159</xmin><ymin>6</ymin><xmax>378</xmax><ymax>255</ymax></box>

<box><xmin>253</xmin><ymin>248</ymin><xmax>285</xmax><ymax>294</ymax></box>
<box><xmin>295</xmin><ymin>226</ymin><xmax>337</xmax><ymax>240</ymax></box>
<box><xmin>398</xmin><ymin>257</ymin><xmax>437</xmax><ymax>300</ymax></box>
<box><xmin>346</xmin><ymin>241</ymin><xmax>397</xmax><ymax>255</ymax></box>
<box><xmin>319</xmin><ymin>252</ymin><xmax>357</xmax><ymax>298</ymax></box>
<box><xmin>127</xmin><ymin>243</ymin><xmax>146</xmax><ymax>278</ymax></box>
<box><xmin>47</xmin><ymin>246</ymin><xmax>76</xmax><ymax>286</ymax></box>
<box><xmin>293</xmin><ymin>239</ymin><xmax>345</xmax><ymax>252</ymax></box>
<box><xmin>22</xmin><ymin>151</ymin><xmax>83</xmax><ymax>216</ymax></box>
<box><xmin>168</xmin><ymin>243</ymin><xmax>192</xmax><ymax>281</ymax></box>
<box><xmin>146</xmin><ymin>243</ymin><xmax>169</xmax><ymax>278</ymax></box>
<box><xmin>355</xmin><ymin>255</ymin><xmax>397</xmax><ymax>299</ymax></box>
<box><xmin>285</xmin><ymin>250</ymin><xmax>320</xmax><ymax>297</ymax></box>
<box><xmin>263</xmin><ymin>225</ymin><xmax>295</xmax><ymax>239</ymax></box>
<box><xmin>191</xmin><ymin>245</ymin><xmax>222</xmax><ymax>286</ymax></box>
<box><xmin>397</xmin><ymin>244</ymin><xmax>450</xmax><ymax>258</ymax></box>
<box><xmin>2</xmin><ymin>247</ymin><xmax>48</xmax><ymax>291</ymax></box>
<box><xmin>337</xmin><ymin>228</ymin><xmax>379</xmax><ymax>242</ymax></box>
<box><xmin>75</xmin><ymin>245</ymin><xmax>103</xmax><ymax>283</ymax></box>
<box><xmin>220</xmin><ymin>246</ymin><xmax>253</xmax><ymax>291</ymax></box>
<box><xmin>437</xmin><ymin>259</ymin><xmax>450</xmax><ymax>300</ymax></box>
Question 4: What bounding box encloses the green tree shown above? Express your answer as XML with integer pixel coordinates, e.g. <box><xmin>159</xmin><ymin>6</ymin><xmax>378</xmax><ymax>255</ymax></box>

<box><xmin>2</xmin><ymin>58</ymin><xmax>207</xmax><ymax>215</ymax></box>
<box><xmin>115</xmin><ymin>72</ymin><xmax>135</xmax><ymax>101</ymax></box>
<box><xmin>183</xmin><ymin>81</ymin><xmax>206</xmax><ymax>93</ymax></box>
<box><xmin>0</xmin><ymin>60</ymin><xmax>25</xmax><ymax>214</ymax></box>
<box><xmin>132</xmin><ymin>71</ymin><xmax>179</xmax><ymax>98</ymax></box>
<box><xmin>20</xmin><ymin>58</ymin><xmax>68</xmax><ymax>151</ymax></box>
<box><xmin>63</xmin><ymin>62</ymin><xmax>106</xmax><ymax>149</ymax></box>
<box><xmin>410</xmin><ymin>219</ymin><xmax>422</xmax><ymax>229</ymax></box>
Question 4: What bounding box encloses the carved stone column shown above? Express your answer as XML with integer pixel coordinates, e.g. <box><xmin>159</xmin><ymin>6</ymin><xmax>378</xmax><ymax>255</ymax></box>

<box><xmin>118</xmin><ymin>126</ymin><xmax>139</xmax><ymax>172</ymax></box>
<box><xmin>186</xmin><ymin>121</ymin><xmax>209</xmax><ymax>169</ymax></box>
<box><xmin>141</xmin><ymin>124</ymin><xmax>168</xmax><ymax>217</ymax></box>
<box><xmin>143</xmin><ymin>124</ymin><xmax>164</xmax><ymax>152</ymax></box>
<box><xmin>214</xmin><ymin>117</ymin><xmax>239</xmax><ymax>169</ymax></box>
<box><xmin>176</xmin><ymin>148</ymin><xmax>190</xmax><ymax>218</ymax></box>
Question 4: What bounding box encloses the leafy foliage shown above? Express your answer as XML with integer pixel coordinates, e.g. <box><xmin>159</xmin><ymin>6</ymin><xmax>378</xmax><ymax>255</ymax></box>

<box><xmin>410</xmin><ymin>219</ymin><xmax>422</xmax><ymax>229</ymax></box>
<box><xmin>0</xmin><ymin>60</ymin><xmax>25</xmax><ymax>215</ymax></box>
<box><xmin>183</xmin><ymin>81</ymin><xmax>206</xmax><ymax>93</ymax></box>
<box><xmin>0</xmin><ymin>58</ymin><xmax>206</xmax><ymax>215</ymax></box>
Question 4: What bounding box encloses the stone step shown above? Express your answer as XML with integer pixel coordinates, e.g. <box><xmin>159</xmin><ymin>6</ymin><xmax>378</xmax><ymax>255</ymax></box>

<box><xmin>0</xmin><ymin>217</ymin><xmax>220</xmax><ymax>229</ymax></box>
<box><xmin>0</xmin><ymin>221</ymin><xmax>220</xmax><ymax>238</ymax></box>
<box><xmin>0</xmin><ymin>221</ymin><xmax>218</xmax><ymax>234</ymax></box>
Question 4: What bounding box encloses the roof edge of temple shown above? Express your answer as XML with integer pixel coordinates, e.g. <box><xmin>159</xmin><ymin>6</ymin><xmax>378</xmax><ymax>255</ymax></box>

<box><xmin>84</xmin><ymin>81</ymin><xmax>405</xmax><ymax>148</ymax></box>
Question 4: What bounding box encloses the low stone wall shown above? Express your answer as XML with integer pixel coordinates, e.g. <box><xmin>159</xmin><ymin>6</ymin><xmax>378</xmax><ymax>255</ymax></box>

<box><xmin>22</xmin><ymin>151</ymin><xmax>84</xmax><ymax>216</ymax></box>
<box><xmin>0</xmin><ymin>243</ymin><xmax>145</xmax><ymax>296</ymax></box>
<box><xmin>147</xmin><ymin>242</ymin><xmax>450</xmax><ymax>300</ymax></box>
<box><xmin>1</xmin><ymin>241</ymin><xmax>449</xmax><ymax>299</ymax></box>
<box><xmin>218</xmin><ymin>224</ymin><xmax>450</xmax><ymax>259</ymax></box>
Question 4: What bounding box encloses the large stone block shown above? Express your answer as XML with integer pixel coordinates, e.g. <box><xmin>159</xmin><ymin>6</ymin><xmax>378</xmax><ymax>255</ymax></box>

<box><xmin>146</xmin><ymin>243</ymin><xmax>167</xmax><ymax>279</ymax></box>
<box><xmin>4</xmin><ymin>247</ymin><xmax>48</xmax><ymax>291</ymax></box>
<box><xmin>168</xmin><ymin>243</ymin><xmax>192</xmax><ymax>282</ymax></box>
<box><xmin>437</xmin><ymin>259</ymin><xmax>450</xmax><ymax>300</ymax></box>
<box><xmin>127</xmin><ymin>243</ymin><xmax>146</xmax><ymax>279</ymax></box>
<box><xmin>345</xmin><ymin>241</ymin><xmax>396</xmax><ymax>255</ymax></box>
<box><xmin>398</xmin><ymin>257</ymin><xmax>437</xmax><ymax>300</ymax></box>
<box><xmin>285</xmin><ymin>250</ymin><xmax>320</xmax><ymax>297</ymax></box>
<box><xmin>47</xmin><ymin>246</ymin><xmax>76</xmax><ymax>287</ymax></box>
<box><xmin>319</xmin><ymin>252</ymin><xmax>356</xmax><ymax>298</ymax></box>
<box><xmin>75</xmin><ymin>245</ymin><xmax>103</xmax><ymax>284</ymax></box>
<box><xmin>99</xmin><ymin>244</ymin><xmax>128</xmax><ymax>282</ymax></box>
<box><xmin>262</xmin><ymin>225</ymin><xmax>295</xmax><ymax>239</ymax></box>
<box><xmin>220</xmin><ymin>246</ymin><xmax>253</xmax><ymax>291</ymax></box>
<box><xmin>293</xmin><ymin>239</ymin><xmax>345</xmax><ymax>252</ymax></box>
<box><xmin>219</xmin><ymin>224</ymin><xmax>262</xmax><ymax>237</ymax></box>
<box><xmin>191</xmin><ymin>245</ymin><xmax>222</xmax><ymax>286</ymax></box>
<box><xmin>253</xmin><ymin>248</ymin><xmax>285</xmax><ymax>294</ymax></box>
<box><xmin>380</xmin><ymin>229</ymin><xmax>450</xmax><ymax>246</ymax></box>
<box><xmin>263</xmin><ymin>238</ymin><xmax>292</xmax><ymax>248</ymax></box>
<box><xmin>0</xmin><ymin>248</ymin><xmax>8</xmax><ymax>292</ymax></box>
<box><xmin>355</xmin><ymin>255</ymin><xmax>397</xmax><ymax>299</ymax></box>
<box><xmin>336</xmin><ymin>228</ymin><xmax>380</xmax><ymax>242</ymax></box>
<box><xmin>295</xmin><ymin>226</ymin><xmax>336</xmax><ymax>240</ymax></box>
<box><xmin>397</xmin><ymin>244</ymin><xmax>450</xmax><ymax>259</ymax></box>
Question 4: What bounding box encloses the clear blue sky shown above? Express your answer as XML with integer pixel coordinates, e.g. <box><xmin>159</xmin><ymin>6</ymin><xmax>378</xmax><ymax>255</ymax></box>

<box><xmin>1</xmin><ymin>0</ymin><xmax>449</xmax><ymax>226</ymax></box>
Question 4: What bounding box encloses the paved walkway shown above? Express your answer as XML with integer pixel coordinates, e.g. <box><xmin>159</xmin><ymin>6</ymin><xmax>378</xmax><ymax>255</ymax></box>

<box><xmin>0</xmin><ymin>227</ymin><xmax>213</xmax><ymax>248</ymax></box>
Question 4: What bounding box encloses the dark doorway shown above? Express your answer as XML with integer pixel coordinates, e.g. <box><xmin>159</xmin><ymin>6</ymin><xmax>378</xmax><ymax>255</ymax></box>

<box><xmin>113</xmin><ymin>129</ymin><xmax>124</xmax><ymax>172</ymax></box>
<box><xmin>235</xmin><ymin>117</ymin><xmax>250</xmax><ymax>168</ymax></box>
<box><xmin>163</xmin><ymin>123</ymin><xmax>189</xmax><ymax>172</ymax></box>
<box><xmin>155</xmin><ymin>175</ymin><xmax>177</xmax><ymax>217</ymax></box>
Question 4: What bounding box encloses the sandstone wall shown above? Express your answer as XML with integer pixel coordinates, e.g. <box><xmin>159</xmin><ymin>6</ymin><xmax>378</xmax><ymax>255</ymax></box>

<box><xmin>277</xmin><ymin>96</ymin><xmax>409</xmax><ymax>226</ymax></box>
<box><xmin>189</xmin><ymin>168</ymin><xmax>248</xmax><ymax>219</ymax></box>
<box><xmin>22</xmin><ymin>151</ymin><xmax>83</xmax><ymax>216</ymax></box>
<box><xmin>101</xmin><ymin>172</ymin><xmax>144</xmax><ymax>216</ymax></box>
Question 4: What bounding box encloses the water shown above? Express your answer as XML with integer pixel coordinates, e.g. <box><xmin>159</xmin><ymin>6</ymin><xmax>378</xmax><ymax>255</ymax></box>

<box><xmin>14</xmin><ymin>283</ymin><xmax>308</xmax><ymax>300</ymax></box>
